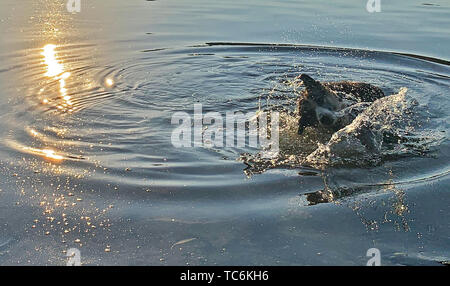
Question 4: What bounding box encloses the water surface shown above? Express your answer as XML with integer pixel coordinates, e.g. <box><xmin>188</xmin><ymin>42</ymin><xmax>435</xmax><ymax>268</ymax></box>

<box><xmin>0</xmin><ymin>0</ymin><xmax>449</xmax><ymax>265</ymax></box>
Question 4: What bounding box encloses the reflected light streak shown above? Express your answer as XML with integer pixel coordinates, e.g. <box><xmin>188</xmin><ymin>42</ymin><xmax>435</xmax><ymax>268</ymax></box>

<box><xmin>41</xmin><ymin>149</ymin><xmax>64</xmax><ymax>161</ymax></box>
<box><xmin>42</xmin><ymin>44</ymin><xmax>63</xmax><ymax>77</ymax></box>
<box><xmin>41</xmin><ymin>44</ymin><xmax>74</xmax><ymax>111</ymax></box>
<box><xmin>7</xmin><ymin>140</ymin><xmax>66</xmax><ymax>163</ymax></box>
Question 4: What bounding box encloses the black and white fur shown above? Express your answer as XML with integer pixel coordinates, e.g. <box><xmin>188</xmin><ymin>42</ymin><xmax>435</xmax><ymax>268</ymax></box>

<box><xmin>297</xmin><ymin>74</ymin><xmax>385</xmax><ymax>134</ymax></box>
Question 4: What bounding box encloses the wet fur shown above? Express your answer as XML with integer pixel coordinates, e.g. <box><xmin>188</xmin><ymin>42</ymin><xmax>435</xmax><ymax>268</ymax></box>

<box><xmin>297</xmin><ymin>74</ymin><xmax>385</xmax><ymax>134</ymax></box>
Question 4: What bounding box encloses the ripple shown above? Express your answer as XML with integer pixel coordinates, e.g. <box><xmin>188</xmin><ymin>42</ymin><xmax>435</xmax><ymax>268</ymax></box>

<box><xmin>0</xmin><ymin>43</ymin><xmax>448</xmax><ymax>200</ymax></box>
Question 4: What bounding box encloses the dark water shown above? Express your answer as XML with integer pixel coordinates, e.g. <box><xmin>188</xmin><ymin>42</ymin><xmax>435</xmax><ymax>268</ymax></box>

<box><xmin>0</xmin><ymin>0</ymin><xmax>449</xmax><ymax>265</ymax></box>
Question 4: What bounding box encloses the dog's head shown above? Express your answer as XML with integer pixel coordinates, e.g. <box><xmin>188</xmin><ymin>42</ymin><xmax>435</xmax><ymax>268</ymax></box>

<box><xmin>297</xmin><ymin>74</ymin><xmax>340</xmax><ymax>135</ymax></box>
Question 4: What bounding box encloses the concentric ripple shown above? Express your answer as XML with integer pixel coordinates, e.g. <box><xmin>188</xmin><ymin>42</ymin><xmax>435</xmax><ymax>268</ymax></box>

<box><xmin>0</xmin><ymin>43</ymin><xmax>448</xmax><ymax>199</ymax></box>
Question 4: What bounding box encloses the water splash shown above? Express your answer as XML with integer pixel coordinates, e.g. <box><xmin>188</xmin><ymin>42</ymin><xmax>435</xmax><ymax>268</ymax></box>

<box><xmin>241</xmin><ymin>81</ymin><xmax>445</xmax><ymax>175</ymax></box>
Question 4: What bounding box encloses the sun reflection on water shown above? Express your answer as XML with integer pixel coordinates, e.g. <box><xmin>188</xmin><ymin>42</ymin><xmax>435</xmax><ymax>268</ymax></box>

<box><xmin>5</xmin><ymin>140</ymin><xmax>66</xmax><ymax>163</ymax></box>
<box><xmin>41</xmin><ymin>44</ymin><xmax>74</xmax><ymax>112</ymax></box>
<box><xmin>105</xmin><ymin>78</ymin><xmax>114</xmax><ymax>87</ymax></box>
<box><xmin>41</xmin><ymin>44</ymin><xmax>63</xmax><ymax>77</ymax></box>
<box><xmin>20</xmin><ymin>44</ymin><xmax>76</xmax><ymax>163</ymax></box>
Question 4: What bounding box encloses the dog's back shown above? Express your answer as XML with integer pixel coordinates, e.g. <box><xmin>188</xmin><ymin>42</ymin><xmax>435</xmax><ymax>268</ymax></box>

<box><xmin>324</xmin><ymin>81</ymin><xmax>385</xmax><ymax>103</ymax></box>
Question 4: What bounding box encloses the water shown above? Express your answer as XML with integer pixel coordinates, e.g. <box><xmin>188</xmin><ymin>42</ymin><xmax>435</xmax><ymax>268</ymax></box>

<box><xmin>0</xmin><ymin>0</ymin><xmax>449</xmax><ymax>265</ymax></box>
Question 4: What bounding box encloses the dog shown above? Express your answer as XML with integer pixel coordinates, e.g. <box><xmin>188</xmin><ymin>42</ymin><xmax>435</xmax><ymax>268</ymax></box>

<box><xmin>297</xmin><ymin>74</ymin><xmax>385</xmax><ymax>135</ymax></box>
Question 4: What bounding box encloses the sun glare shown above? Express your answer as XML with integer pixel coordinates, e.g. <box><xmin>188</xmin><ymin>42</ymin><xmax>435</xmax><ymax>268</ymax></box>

<box><xmin>42</xmin><ymin>44</ymin><xmax>64</xmax><ymax>77</ymax></box>
<box><xmin>105</xmin><ymin>78</ymin><xmax>114</xmax><ymax>87</ymax></box>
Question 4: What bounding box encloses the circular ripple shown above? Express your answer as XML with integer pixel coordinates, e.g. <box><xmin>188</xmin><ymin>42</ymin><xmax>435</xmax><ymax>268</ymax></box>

<box><xmin>0</xmin><ymin>43</ymin><xmax>449</xmax><ymax>194</ymax></box>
